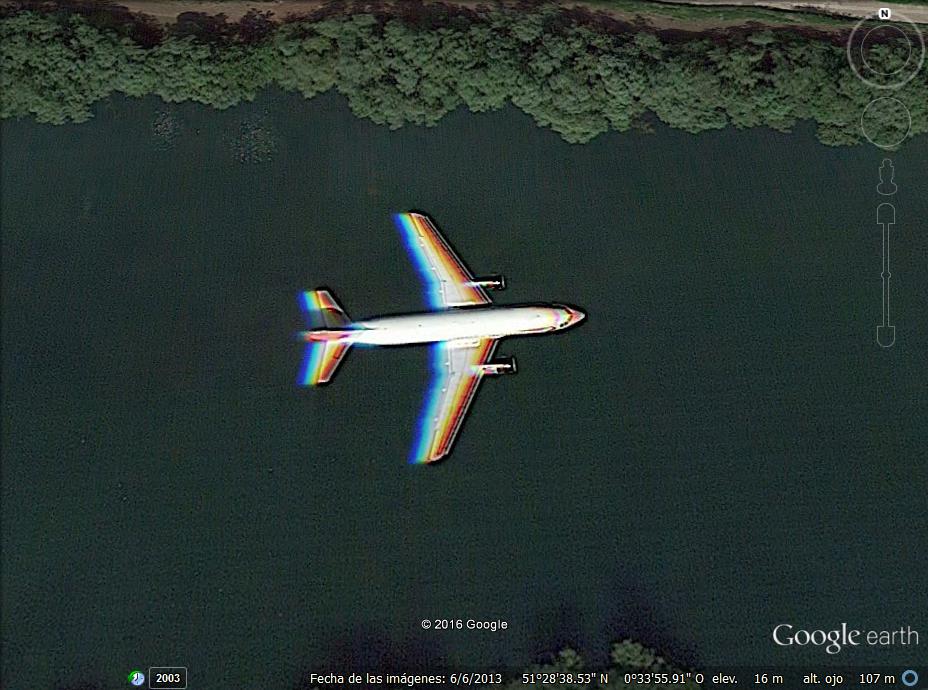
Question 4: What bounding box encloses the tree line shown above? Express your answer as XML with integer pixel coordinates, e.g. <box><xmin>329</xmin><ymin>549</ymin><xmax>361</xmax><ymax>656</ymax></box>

<box><xmin>1</xmin><ymin>3</ymin><xmax>925</xmax><ymax>145</ymax></box>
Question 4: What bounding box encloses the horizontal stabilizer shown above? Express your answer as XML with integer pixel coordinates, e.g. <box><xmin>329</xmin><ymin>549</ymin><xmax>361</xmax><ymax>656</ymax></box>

<box><xmin>300</xmin><ymin>289</ymin><xmax>350</xmax><ymax>329</ymax></box>
<box><xmin>297</xmin><ymin>289</ymin><xmax>353</xmax><ymax>385</ymax></box>
<box><xmin>297</xmin><ymin>339</ymin><xmax>351</xmax><ymax>386</ymax></box>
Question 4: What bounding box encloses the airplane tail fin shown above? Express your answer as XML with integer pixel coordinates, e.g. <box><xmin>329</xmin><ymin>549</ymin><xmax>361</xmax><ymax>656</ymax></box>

<box><xmin>297</xmin><ymin>289</ymin><xmax>354</xmax><ymax>386</ymax></box>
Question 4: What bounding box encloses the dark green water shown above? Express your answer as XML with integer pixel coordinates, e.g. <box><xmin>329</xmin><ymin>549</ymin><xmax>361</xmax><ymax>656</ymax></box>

<box><xmin>2</xmin><ymin>90</ymin><xmax>926</xmax><ymax>689</ymax></box>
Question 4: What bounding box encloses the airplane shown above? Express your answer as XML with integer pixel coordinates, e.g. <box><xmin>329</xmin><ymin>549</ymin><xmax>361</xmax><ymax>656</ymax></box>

<box><xmin>296</xmin><ymin>212</ymin><xmax>586</xmax><ymax>464</ymax></box>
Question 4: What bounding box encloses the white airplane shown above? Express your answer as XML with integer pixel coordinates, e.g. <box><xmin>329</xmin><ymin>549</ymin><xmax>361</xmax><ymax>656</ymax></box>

<box><xmin>297</xmin><ymin>212</ymin><xmax>585</xmax><ymax>464</ymax></box>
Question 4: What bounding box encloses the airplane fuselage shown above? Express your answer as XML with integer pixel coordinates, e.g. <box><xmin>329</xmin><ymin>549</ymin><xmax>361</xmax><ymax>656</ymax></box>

<box><xmin>314</xmin><ymin>304</ymin><xmax>583</xmax><ymax>346</ymax></box>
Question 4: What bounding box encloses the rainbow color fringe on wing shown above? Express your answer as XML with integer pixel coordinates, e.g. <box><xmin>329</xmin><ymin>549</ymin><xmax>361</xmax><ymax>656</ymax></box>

<box><xmin>394</xmin><ymin>212</ymin><xmax>487</xmax><ymax>310</ymax></box>
<box><xmin>408</xmin><ymin>339</ymin><xmax>495</xmax><ymax>464</ymax></box>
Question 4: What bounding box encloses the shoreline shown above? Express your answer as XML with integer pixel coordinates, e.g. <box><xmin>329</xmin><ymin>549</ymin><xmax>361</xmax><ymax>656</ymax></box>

<box><xmin>3</xmin><ymin>0</ymin><xmax>924</xmax><ymax>143</ymax></box>
<box><xmin>5</xmin><ymin>0</ymin><xmax>926</xmax><ymax>32</ymax></box>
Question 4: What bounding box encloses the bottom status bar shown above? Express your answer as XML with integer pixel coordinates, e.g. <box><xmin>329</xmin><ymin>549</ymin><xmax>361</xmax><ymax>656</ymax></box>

<box><xmin>303</xmin><ymin>667</ymin><xmax>923</xmax><ymax>689</ymax></box>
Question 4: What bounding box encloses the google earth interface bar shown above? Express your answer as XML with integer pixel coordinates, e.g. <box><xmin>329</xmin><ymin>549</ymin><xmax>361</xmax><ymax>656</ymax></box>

<box><xmin>300</xmin><ymin>667</ymin><xmax>923</xmax><ymax>689</ymax></box>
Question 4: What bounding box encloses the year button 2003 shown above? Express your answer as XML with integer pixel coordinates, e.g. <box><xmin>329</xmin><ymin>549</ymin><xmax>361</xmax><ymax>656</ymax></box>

<box><xmin>148</xmin><ymin>667</ymin><xmax>187</xmax><ymax>689</ymax></box>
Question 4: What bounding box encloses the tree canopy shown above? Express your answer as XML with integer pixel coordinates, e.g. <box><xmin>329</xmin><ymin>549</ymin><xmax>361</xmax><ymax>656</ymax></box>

<box><xmin>1</xmin><ymin>4</ymin><xmax>925</xmax><ymax>146</ymax></box>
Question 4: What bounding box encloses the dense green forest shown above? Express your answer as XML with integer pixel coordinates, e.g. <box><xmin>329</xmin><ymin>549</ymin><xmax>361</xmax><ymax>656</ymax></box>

<box><xmin>1</xmin><ymin>3</ymin><xmax>925</xmax><ymax>145</ymax></box>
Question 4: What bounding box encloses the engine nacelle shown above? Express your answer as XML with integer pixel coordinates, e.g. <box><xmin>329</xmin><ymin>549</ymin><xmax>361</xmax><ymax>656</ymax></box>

<box><xmin>479</xmin><ymin>355</ymin><xmax>517</xmax><ymax>376</ymax></box>
<box><xmin>472</xmin><ymin>274</ymin><xmax>506</xmax><ymax>290</ymax></box>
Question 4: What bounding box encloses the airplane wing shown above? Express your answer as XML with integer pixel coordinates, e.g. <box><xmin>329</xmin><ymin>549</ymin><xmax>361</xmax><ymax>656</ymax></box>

<box><xmin>409</xmin><ymin>338</ymin><xmax>498</xmax><ymax>464</ymax></box>
<box><xmin>394</xmin><ymin>212</ymin><xmax>491</xmax><ymax>309</ymax></box>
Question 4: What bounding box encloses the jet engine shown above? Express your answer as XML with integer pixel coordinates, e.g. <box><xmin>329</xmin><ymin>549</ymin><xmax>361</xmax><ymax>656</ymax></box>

<box><xmin>479</xmin><ymin>355</ymin><xmax>517</xmax><ymax>376</ymax></box>
<box><xmin>472</xmin><ymin>275</ymin><xmax>506</xmax><ymax>290</ymax></box>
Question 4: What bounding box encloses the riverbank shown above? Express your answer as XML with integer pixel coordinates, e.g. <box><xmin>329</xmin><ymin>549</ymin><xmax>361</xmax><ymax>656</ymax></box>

<box><xmin>2</xmin><ymin>1</ymin><xmax>925</xmax><ymax>144</ymax></box>
<box><xmin>5</xmin><ymin>0</ymin><xmax>924</xmax><ymax>32</ymax></box>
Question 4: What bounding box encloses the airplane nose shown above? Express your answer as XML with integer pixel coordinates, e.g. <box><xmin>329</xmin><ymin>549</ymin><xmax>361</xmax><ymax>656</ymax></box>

<box><xmin>568</xmin><ymin>308</ymin><xmax>586</xmax><ymax>325</ymax></box>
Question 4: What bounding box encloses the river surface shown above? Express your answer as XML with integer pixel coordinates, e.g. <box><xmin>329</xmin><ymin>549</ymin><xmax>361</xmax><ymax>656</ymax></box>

<box><xmin>2</xmin><ymin>89</ymin><xmax>926</xmax><ymax>689</ymax></box>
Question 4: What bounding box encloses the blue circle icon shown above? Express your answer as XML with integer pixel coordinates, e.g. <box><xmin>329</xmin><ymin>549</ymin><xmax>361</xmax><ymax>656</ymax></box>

<box><xmin>901</xmin><ymin>669</ymin><xmax>918</xmax><ymax>688</ymax></box>
<box><xmin>128</xmin><ymin>670</ymin><xmax>145</xmax><ymax>686</ymax></box>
